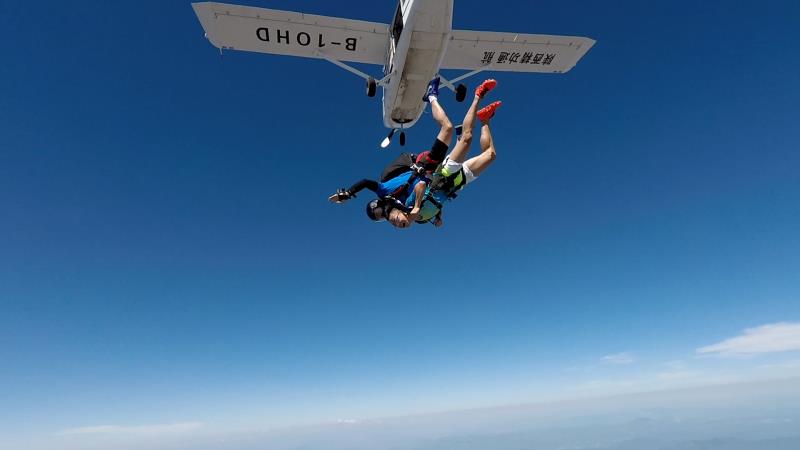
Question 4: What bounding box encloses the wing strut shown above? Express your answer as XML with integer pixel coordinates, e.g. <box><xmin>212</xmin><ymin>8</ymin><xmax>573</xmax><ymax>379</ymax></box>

<box><xmin>315</xmin><ymin>51</ymin><xmax>392</xmax><ymax>86</ymax></box>
<box><xmin>438</xmin><ymin>67</ymin><xmax>492</xmax><ymax>92</ymax></box>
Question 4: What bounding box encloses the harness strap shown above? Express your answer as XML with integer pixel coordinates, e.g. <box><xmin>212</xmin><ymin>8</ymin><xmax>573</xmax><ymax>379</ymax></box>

<box><xmin>389</xmin><ymin>169</ymin><xmax>427</xmax><ymax>200</ymax></box>
<box><xmin>424</xmin><ymin>194</ymin><xmax>443</xmax><ymax>210</ymax></box>
<box><xmin>417</xmin><ymin>166</ymin><xmax>468</xmax><ymax>219</ymax></box>
<box><xmin>383</xmin><ymin>196</ymin><xmax>411</xmax><ymax>214</ymax></box>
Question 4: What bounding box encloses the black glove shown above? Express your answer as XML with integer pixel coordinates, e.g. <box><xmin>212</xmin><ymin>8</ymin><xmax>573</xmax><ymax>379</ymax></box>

<box><xmin>336</xmin><ymin>188</ymin><xmax>354</xmax><ymax>201</ymax></box>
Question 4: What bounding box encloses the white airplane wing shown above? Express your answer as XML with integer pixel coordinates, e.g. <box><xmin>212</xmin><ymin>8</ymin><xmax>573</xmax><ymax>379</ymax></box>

<box><xmin>192</xmin><ymin>2</ymin><xmax>389</xmax><ymax>65</ymax></box>
<box><xmin>441</xmin><ymin>30</ymin><xmax>595</xmax><ymax>73</ymax></box>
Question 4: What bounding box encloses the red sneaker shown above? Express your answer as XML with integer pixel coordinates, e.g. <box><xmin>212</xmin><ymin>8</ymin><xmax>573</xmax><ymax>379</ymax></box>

<box><xmin>477</xmin><ymin>101</ymin><xmax>502</xmax><ymax>122</ymax></box>
<box><xmin>475</xmin><ymin>79</ymin><xmax>497</xmax><ymax>98</ymax></box>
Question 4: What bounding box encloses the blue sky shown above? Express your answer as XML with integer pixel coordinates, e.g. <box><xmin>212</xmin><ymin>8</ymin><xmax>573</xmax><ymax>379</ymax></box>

<box><xmin>1</xmin><ymin>0</ymin><xmax>800</xmax><ymax>448</ymax></box>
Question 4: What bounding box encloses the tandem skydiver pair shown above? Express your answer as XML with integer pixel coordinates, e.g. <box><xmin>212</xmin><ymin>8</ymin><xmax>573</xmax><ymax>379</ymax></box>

<box><xmin>329</xmin><ymin>77</ymin><xmax>502</xmax><ymax>229</ymax></box>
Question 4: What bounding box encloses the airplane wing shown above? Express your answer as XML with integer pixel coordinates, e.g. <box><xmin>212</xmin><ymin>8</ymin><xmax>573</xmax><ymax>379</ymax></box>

<box><xmin>192</xmin><ymin>2</ymin><xmax>389</xmax><ymax>65</ymax></box>
<box><xmin>441</xmin><ymin>30</ymin><xmax>595</xmax><ymax>73</ymax></box>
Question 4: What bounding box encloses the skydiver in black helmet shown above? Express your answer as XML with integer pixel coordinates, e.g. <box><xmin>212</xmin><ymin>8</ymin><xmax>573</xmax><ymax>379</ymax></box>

<box><xmin>329</xmin><ymin>77</ymin><xmax>499</xmax><ymax>228</ymax></box>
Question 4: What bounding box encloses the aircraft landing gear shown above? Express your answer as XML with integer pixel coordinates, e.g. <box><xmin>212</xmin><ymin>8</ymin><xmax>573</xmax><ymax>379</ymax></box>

<box><xmin>380</xmin><ymin>127</ymin><xmax>407</xmax><ymax>148</ymax></box>
<box><xmin>366</xmin><ymin>77</ymin><xmax>377</xmax><ymax>97</ymax></box>
<box><xmin>381</xmin><ymin>128</ymin><xmax>406</xmax><ymax>148</ymax></box>
<box><xmin>381</xmin><ymin>129</ymin><xmax>396</xmax><ymax>148</ymax></box>
<box><xmin>455</xmin><ymin>83</ymin><xmax>467</xmax><ymax>102</ymax></box>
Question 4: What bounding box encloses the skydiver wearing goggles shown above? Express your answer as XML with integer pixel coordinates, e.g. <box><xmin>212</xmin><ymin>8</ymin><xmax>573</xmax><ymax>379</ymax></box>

<box><xmin>329</xmin><ymin>77</ymin><xmax>500</xmax><ymax>229</ymax></box>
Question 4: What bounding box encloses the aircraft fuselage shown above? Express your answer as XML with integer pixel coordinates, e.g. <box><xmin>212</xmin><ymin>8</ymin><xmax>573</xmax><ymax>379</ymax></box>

<box><xmin>382</xmin><ymin>0</ymin><xmax>453</xmax><ymax>129</ymax></box>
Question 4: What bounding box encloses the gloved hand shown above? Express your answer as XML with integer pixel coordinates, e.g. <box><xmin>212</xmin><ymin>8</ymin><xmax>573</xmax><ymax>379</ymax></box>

<box><xmin>328</xmin><ymin>188</ymin><xmax>353</xmax><ymax>203</ymax></box>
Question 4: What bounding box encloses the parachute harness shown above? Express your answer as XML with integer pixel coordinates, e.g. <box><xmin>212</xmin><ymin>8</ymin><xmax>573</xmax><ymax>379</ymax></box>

<box><xmin>417</xmin><ymin>165</ymin><xmax>467</xmax><ymax>222</ymax></box>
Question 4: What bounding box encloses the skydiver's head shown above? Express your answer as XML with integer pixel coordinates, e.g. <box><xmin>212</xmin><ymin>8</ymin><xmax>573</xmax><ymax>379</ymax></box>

<box><xmin>366</xmin><ymin>199</ymin><xmax>387</xmax><ymax>222</ymax></box>
<box><xmin>367</xmin><ymin>199</ymin><xmax>411</xmax><ymax>229</ymax></box>
<box><xmin>387</xmin><ymin>208</ymin><xmax>411</xmax><ymax>229</ymax></box>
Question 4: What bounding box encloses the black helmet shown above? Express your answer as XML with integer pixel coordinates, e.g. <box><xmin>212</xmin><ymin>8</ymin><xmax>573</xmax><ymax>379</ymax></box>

<box><xmin>366</xmin><ymin>199</ymin><xmax>387</xmax><ymax>222</ymax></box>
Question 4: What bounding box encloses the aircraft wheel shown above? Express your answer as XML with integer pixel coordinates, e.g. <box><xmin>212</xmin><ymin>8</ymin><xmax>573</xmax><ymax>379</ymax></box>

<box><xmin>455</xmin><ymin>83</ymin><xmax>467</xmax><ymax>102</ymax></box>
<box><xmin>366</xmin><ymin>77</ymin><xmax>377</xmax><ymax>97</ymax></box>
<box><xmin>399</xmin><ymin>131</ymin><xmax>406</xmax><ymax>146</ymax></box>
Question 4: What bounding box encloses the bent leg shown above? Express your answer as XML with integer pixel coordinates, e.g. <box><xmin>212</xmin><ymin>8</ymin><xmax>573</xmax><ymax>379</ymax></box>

<box><xmin>444</xmin><ymin>93</ymin><xmax>482</xmax><ymax>164</ymax></box>
<box><xmin>430</xmin><ymin>99</ymin><xmax>454</xmax><ymax>145</ymax></box>
<box><xmin>464</xmin><ymin>121</ymin><xmax>497</xmax><ymax>177</ymax></box>
<box><xmin>425</xmin><ymin>137</ymin><xmax>449</xmax><ymax>164</ymax></box>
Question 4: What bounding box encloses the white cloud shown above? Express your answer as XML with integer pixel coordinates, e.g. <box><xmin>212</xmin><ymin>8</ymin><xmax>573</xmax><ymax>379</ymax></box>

<box><xmin>59</xmin><ymin>422</ymin><xmax>203</xmax><ymax>436</ymax></box>
<box><xmin>758</xmin><ymin>359</ymin><xmax>800</xmax><ymax>370</ymax></box>
<box><xmin>656</xmin><ymin>370</ymin><xmax>701</xmax><ymax>381</ymax></box>
<box><xmin>696</xmin><ymin>322</ymin><xmax>800</xmax><ymax>357</ymax></box>
<box><xmin>601</xmin><ymin>352</ymin><xmax>635</xmax><ymax>365</ymax></box>
<box><xmin>661</xmin><ymin>360</ymin><xmax>688</xmax><ymax>371</ymax></box>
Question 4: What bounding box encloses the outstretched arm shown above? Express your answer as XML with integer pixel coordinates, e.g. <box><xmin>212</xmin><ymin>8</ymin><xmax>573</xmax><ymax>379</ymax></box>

<box><xmin>347</xmin><ymin>179</ymin><xmax>380</xmax><ymax>195</ymax></box>
<box><xmin>328</xmin><ymin>179</ymin><xmax>380</xmax><ymax>203</ymax></box>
